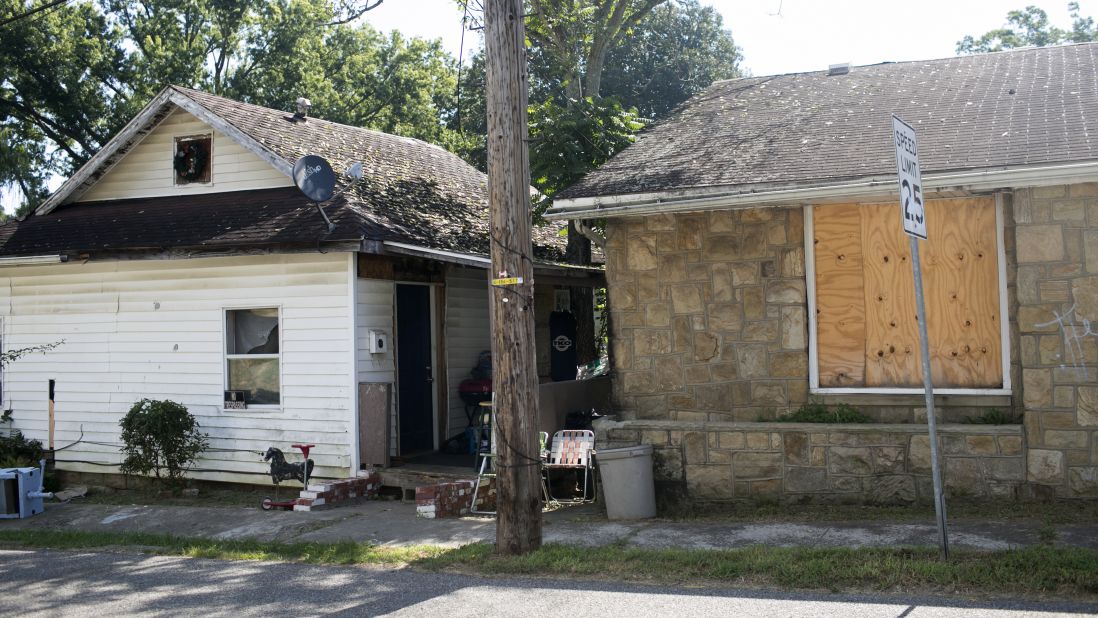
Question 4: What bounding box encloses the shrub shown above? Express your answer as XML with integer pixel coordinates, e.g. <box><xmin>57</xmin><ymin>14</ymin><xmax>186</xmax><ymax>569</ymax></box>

<box><xmin>0</xmin><ymin>430</ymin><xmax>45</xmax><ymax>467</ymax></box>
<box><xmin>774</xmin><ymin>401</ymin><xmax>872</xmax><ymax>423</ymax></box>
<box><xmin>119</xmin><ymin>399</ymin><xmax>208</xmax><ymax>489</ymax></box>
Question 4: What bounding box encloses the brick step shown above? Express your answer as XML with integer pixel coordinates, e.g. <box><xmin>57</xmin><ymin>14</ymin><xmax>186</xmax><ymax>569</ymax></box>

<box><xmin>293</xmin><ymin>470</ymin><xmax>382</xmax><ymax>512</ymax></box>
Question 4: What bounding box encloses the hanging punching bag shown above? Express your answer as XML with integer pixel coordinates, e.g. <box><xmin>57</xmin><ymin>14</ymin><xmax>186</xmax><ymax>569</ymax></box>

<box><xmin>549</xmin><ymin>310</ymin><xmax>578</xmax><ymax>381</ymax></box>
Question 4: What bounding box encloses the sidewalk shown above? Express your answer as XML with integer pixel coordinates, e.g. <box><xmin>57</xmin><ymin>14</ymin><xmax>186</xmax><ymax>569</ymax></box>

<box><xmin>4</xmin><ymin>499</ymin><xmax>1097</xmax><ymax>551</ymax></box>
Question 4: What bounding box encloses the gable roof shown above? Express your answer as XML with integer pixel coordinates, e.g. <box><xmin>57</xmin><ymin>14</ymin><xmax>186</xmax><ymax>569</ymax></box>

<box><xmin>548</xmin><ymin>43</ymin><xmax>1098</xmax><ymax>218</ymax></box>
<box><xmin>12</xmin><ymin>86</ymin><xmax>567</xmax><ymax>261</ymax></box>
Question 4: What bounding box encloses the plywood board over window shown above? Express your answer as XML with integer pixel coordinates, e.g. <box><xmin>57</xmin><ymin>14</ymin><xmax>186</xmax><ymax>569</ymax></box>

<box><xmin>812</xmin><ymin>198</ymin><xmax>1002</xmax><ymax>389</ymax></box>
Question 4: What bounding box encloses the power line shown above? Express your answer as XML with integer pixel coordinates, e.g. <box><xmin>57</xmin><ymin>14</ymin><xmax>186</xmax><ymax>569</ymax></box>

<box><xmin>0</xmin><ymin>0</ymin><xmax>72</xmax><ymax>29</ymax></box>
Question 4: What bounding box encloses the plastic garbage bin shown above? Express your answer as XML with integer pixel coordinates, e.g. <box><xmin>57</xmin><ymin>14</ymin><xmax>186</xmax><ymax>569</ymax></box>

<box><xmin>594</xmin><ymin>444</ymin><xmax>656</xmax><ymax>519</ymax></box>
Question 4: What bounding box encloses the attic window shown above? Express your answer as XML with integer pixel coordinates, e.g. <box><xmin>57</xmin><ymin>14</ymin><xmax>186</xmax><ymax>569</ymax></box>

<box><xmin>174</xmin><ymin>135</ymin><xmax>212</xmax><ymax>185</ymax></box>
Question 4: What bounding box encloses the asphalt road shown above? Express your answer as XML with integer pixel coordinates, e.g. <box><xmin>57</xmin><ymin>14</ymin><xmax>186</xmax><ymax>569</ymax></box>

<box><xmin>1</xmin><ymin>549</ymin><xmax>1094</xmax><ymax>617</ymax></box>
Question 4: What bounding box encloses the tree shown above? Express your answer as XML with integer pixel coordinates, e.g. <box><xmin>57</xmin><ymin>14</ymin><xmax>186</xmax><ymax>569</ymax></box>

<box><xmin>957</xmin><ymin>2</ymin><xmax>1096</xmax><ymax>54</ymax></box>
<box><xmin>0</xmin><ymin>0</ymin><xmax>448</xmax><ymax>214</ymax></box>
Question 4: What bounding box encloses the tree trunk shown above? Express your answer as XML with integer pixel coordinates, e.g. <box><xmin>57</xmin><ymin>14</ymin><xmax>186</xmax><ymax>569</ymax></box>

<box><xmin>484</xmin><ymin>0</ymin><xmax>543</xmax><ymax>556</ymax></box>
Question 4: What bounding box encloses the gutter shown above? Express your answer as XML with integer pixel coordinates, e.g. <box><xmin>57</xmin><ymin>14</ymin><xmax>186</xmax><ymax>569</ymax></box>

<box><xmin>543</xmin><ymin>160</ymin><xmax>1098</xmax><ymax>220</ymax></box>
<box><xmin>0</xmin><ymin>255</ymin><xmax>66</xmax><ymax>266</ymax></box>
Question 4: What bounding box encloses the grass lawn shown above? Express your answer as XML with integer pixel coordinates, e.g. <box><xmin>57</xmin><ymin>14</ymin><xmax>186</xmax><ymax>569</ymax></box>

<box><xmin>1</xmin><ymin>528</ymin><xmax>1096</xmax><ymax>600</ymax></box>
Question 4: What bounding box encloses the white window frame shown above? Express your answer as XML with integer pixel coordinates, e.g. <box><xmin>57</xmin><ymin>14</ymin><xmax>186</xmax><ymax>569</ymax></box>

<box><xmin>804</xmin><ymin>194</ymin><xmax>1012</xmax><ymax>396</ymax></box>
<box><xmin>222</xmin><ymin>305</ymin><xmax>283</xmax><ymax>411</ymax></box>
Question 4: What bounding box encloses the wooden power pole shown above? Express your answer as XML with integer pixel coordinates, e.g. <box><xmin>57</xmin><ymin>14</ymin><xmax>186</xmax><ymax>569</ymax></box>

<box><xmin>484</xmin><ymin>0</ymin><xmax>543</xmax><ymax>554</ymax></box>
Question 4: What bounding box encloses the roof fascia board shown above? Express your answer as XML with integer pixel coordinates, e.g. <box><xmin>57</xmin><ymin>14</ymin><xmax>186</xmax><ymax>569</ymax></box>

<box><xmin>382</xmin><ymin>241</ymin><xmax>602</xmax><ymax>276</ymax></box>
<box><xmin>35</xmin><ymin>88</ymin><xmax>177</xmax><ymax>215</ymax></box>
<box><xmin>167</xmin><ymin>91</ymin><xmax>293</xmax><ymax>179</ymax></box>
<box><xmin>545</xmin><ymin>160</ymin><xmax>1098</xmax><ymax>220</ymax></box>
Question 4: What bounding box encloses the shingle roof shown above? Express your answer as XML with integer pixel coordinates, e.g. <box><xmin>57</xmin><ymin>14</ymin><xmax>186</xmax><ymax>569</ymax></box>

<box><xmin>558</xmin><ymin>43</ymin><xmax>1098</xmax><ymax>200</ymax></box>
<box><xmin>3</xmin><ymin>86</ymin><xmax>566</xmax><ymax>260</ymax></box>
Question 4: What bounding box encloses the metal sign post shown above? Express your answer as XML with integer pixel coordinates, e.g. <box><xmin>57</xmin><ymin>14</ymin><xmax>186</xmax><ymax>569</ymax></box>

<box><xmin>892</xmin><ymin>115</ymin><xmax>949</xmax><ymax>560</ymax></box>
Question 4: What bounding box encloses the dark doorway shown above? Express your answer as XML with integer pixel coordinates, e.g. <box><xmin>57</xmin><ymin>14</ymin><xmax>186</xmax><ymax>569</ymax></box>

<box><xmin>396</xmin><ymin>284</ymin><xmax>434</xmax><ymax>454</ymax></box>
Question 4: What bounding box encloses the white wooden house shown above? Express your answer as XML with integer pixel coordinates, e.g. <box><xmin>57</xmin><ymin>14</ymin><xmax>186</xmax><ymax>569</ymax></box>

<box><xmin>0</xmin><ymin>86</ymin><xmax>604</xmax><ymax>484</ymax></box>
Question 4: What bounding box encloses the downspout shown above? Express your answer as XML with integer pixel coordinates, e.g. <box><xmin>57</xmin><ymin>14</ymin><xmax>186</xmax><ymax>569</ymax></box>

<box><xmin>574</xmin><ymin>219</ymin><xmax>605</xmax><ymax>249</ymax></box>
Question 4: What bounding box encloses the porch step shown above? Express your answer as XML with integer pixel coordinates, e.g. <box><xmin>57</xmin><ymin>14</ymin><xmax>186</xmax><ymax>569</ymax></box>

<box><xmin>378</xmin><ymin>466</ymin><xmax>476</xmax><ymax>502</ymax></box>
<box><xmin>292</xmin><ymin>470</ymin><xmax>382</xmax><ymax>512</ymax></box>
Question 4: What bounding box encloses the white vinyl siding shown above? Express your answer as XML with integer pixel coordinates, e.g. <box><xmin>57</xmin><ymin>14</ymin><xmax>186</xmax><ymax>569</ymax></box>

<box><xmin>444</xmin><ymin>267</ymin><xmax>491</xmax><ymax>439</ymax></box>
<box><xmin>0</xmin><ymin>253</ymin><xmax>354</xmax><ymax>484</ymax></box>
<box><xmin>79</xmin><ymin>108</ymin><xmax>292</xmax><ymax>202</ymax></box>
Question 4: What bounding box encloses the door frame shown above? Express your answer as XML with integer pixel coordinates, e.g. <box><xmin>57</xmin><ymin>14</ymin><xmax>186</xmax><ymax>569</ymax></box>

<box><xmin>394</xmin><ymin>281</ymin><xmax>442</xmax><ymax>455</ymax></box>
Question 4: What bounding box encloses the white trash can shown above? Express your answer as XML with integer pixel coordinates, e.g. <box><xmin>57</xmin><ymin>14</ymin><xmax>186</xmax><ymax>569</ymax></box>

<box><xmin>595</xmin><ymin>444</ymin><xmax>656</xmax><ymax>520</ymax></box>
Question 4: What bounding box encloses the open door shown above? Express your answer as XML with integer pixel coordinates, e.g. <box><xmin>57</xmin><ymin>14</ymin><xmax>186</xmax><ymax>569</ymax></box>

<box><xmin>396</xmin><ymin>284</ymin><xmax>436</xmax><ymax>454</ymax></box>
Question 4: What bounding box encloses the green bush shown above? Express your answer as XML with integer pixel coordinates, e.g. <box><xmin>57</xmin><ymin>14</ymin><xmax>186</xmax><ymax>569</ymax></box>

<box><xmin>0</xmin><ymin>430</ymin><xmax>45</xmax><ymax>467</ymax></box>
<box><xmin>119</xmin><ymin>399</ymin><xmax>208</xmax><ymax>489</ymax></box>
<box><xmin>774</xmin><ymin>401</ymin><xmax>872</xmax><ymax>423</ymax></box>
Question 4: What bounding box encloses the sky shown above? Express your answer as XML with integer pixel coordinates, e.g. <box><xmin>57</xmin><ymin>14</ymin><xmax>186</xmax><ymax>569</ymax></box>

<box><xmin>364</xmin><ymin>0</ymin><xmax>1098</xmax><ymax>76</ymax></box>
<box><xmin>5</xmin><ymin>0</ymin><xmax>1097</xmax><ymax>214</ymax></box>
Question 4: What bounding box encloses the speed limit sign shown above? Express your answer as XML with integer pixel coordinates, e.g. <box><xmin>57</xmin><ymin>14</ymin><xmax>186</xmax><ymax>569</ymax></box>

<box><xmin>892</xmin><ymin>115</ymin><xmax>927</xmax><ymax>239</ymax></box>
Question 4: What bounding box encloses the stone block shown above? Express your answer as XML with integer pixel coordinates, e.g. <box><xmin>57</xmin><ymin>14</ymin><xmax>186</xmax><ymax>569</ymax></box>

<box><xmin>1080</xmin><ymin>387</ymin><xmax>1098</xmax><ymax>426</ymax></box>
<box><xmin>658</xmin><ymin>253</ymin><xmax>687</xmax><ymax>281</ymax></box>
<box><xmin>780</xmin><ymin>306</ymin><xmax>807</xmax><ymax>350</ymax></box>
<box><xmin>1044</xmin><ymin>430</ymin><xmax>1088</xmax><ymax>449</ymax></box>
<box><xmin>780</xmin><ymin>247</ymin><xmax>805</xmax><ymax>277</ymax></box>
<box><xmin>742</xmin><ymin>286</ymin><xmax>765</xmax><ymax>319</ymax></box>
<box><xmin>965</xmin><ymin>435</ymin><xmax>998</xmax><ymax>456</ymax></box>
<box><xmin>671</xmin><ymin>284</ymin><xmax>705</xmax><ymax>314</ymax></box>
<box><xmin>693</xmin><ymin>383</ymin><xmax>731</xmax><ymax>411</ymax></box>
<box><xmin>627</xmin><ymin>236</ymin><xmax>658</xmax><ymax>271</ymax></box>
<box><xmin>693</xmin><ymin>332</ymin><xmax>719</xmax><ymax>361</ymax></box>
<box><xmin>634</xmin><ymin>330</ymin><xmax>672</xmax><ymax>356</ymax></box>
<box><xmin>784</xmin><ymin>432</ymin><xmax>809</xmax><ymax>465</ymax></box>
<box><xmin>867</xmin><ymin>475</ymin><xmax>916</xmax><ymax>504</ymax></box>
<box><xmin>1018</xmin><ymin>305</ymin><xmax>1061</xmax><ymax>333</ymax></box>
<box><xmin>874</xmin><ymin>446</ymin><xmax>906</xmax><ymax>473</ymax></box>
<box><xmin>1085</xmin><ymin>230</ymin><xmax>1098</xmax><ymax>273</ymax></box>
<box><xmin>785</xmin><ymin>466</ymin><xmax>827</xmax><ymax>492</ymax></box>
<box><xmin>1068</xmin><ymin>466</ymin><xmax>1098</xmax><ymax>496</ymax></box>
<box><xmin>719</xmin><ymin>431</ymin><xmax>745</xmax><ymax>449</ymax></box>
<box><xmin>765</xmin><ymin>280</ymin><xmax>806</xmax><ymax>304</ymax></box>
<box><xmin>711</xmin><ymin>362</ymin><xmax>738</xmax><ymax>381</ymax></box>
<box><xmin>684</xmin><ymin>432</ymin><xmax>707</xmax><ymax>464</ymax></box>
<box><xmin>1028</xmin><ymin>449</ymin><xmax>1065</xmax><ymax>484</ymax></box>
<box><xmin>685</xmin><ymin>364</ymin><xmax>711</xmax><ymax>384</ymax></box>
<box><xmin>743</xmin><ymin>320</ymin><xmax>780</xmax><ymax>341</ymax></box>
<box><xmin>998</xmin><ymin>435</ymin><xmax>1023</xmax><ymax>456</ymax></box>
<box><xmin>641</xmin><ymin>430</ymin><xmax>669</xmax><ymax>445</ymax></box>
<box><xmin>645</xmin><ymin>302</ymin><xmax>671</xmax><ymax>327</ymax></box>
<box><xmin>909</xmin><ymin>435</ymin><xmax>932</xmax><ymax>473</ymax></box>
<box><xmin>623</xmin><ymin>371</ymin><xmax>657</xmax><ymax>394</ymax></box>
<box><xmin>686</xmin><ymin>464</ymin><xmax>734</xmax><ymax>499</ymax></box>
<box><xmin>1038</xmin><ymin>335</ymin><xmax>1064</xmax><ymax>364</ymax></box>
<box><xmin>1043</xmin><ymin>411</ymin><xmax>1078</xmax><ymax>428</ymax></box>
<box><xmin>746</xmin><ymin>432</ymin><xmax>771</xmax><ymax>450</ymax></box>
<box><xmin>945</xmin><ymin>458</ymin><xmax>984</xmax><ymax>496</ymax></box>
<box><xmin>677</xmin><ymin>215</ymin><xmax>706</xmax><ymax>250</ymax></box>
<box><xmin>1023</xmin><ymin>369</ymin><xmax>1052</xmax><ymax>408</ymax></box>
<box><xmin>708</xmin><ymin>303</ymin><xmax>743</xmax><ymax>333</ymax></box>
<box><xmin>635</xmin><ymin>395</ymin><xmax>669</xmax><ymax>419</ymax></box>
<box><xmin>828</xmin><ymin>446</ymin><xmax>872</xmax><ymax>475</ymax></box>
<box><xmin>652</xmin><ymin>355</ymin><xmax>685</xmax><ymax>392</ymax></box>
<box><xmin>1074</xmin><ymin>276</ymin><xmax>1098</xmax><ymax>321</ymax></box>
<box><xmin>653</xmin><ymin>447</ymin><xmax>683</xmax><ymax>480</ymax></box>
<box><xmin>1052</xmin><ymin>198</ymin><xmax>1087</xmax><ymax>221</ymax></box>
<box><xmin>1054</xmin><ymin>386</ymin><xmax>1076</xmax><ymax>409</ymax></box>
<box><xmin>733</xmin><ymin>451</ymin><xmax>783</xmax><ymax>479</ymax></box>
<box><xmin>986</xmin><ymin>458</ymin><xmax>1024</xmax><ymax>481</ymax></box>
<box><xmin>810</xmin><ymin>446</ymin><xmax>826</xmax><ymax>466</ymax></box>
<box><xmin>830</xmin><ymin>476</ymin><xmax>861</xmax><ymax>492</ymax></box>
<box><xmin>708</xmin><ymin>449</ymin><xmax>732</xmax><ymax>464</ymax></box>
<box><xmin>1016</xmin><ymin>224</ymin><xmax>1065</xmax><ymax>262</ymax></box>
<box><xmin>751</xmin><ymin>382</ymin><xmax>787</xmax><ymax>405</ymax></box>
<box><xmin>737</xmin><ymin>344</ymin><xmax>768</xmax><ymax>378</ymax></box>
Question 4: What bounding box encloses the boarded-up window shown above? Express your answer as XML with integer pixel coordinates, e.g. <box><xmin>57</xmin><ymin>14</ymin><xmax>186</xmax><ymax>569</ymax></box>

<box><xmin>813</xmin><ymin>198</ymin><xmax>1002</xmax><ymax>388</ymax></box>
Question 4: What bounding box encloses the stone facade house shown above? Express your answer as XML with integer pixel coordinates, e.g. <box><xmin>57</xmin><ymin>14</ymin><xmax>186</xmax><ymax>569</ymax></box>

<box><xmin>545</xmin><ymin>44</ymin><xmax>1098</xmax><ymax>503</ymax></box>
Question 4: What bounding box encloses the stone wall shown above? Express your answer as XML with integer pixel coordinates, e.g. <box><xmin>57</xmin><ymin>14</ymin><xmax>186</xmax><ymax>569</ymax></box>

<box><xmin>1013</xmin><ymin>184</ymin><xmax>1098</xmax><ymax>497</ymax></box>
<box><xmin>598</xmin><ymin>419</ymin><xmax>1025</xmax><ymax>503</ymax></box>
<box><xmin>605</xmin><ymin>208</ymin><xmax>810</xmax><ymax>422</ymax></box>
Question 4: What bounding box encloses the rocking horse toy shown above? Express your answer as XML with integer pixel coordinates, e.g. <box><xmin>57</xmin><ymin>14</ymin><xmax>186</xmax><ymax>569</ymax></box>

<box><xmin>260</xmin><ymin>443</ymin><xmax>315</xmax><ymax>511</ymax></box>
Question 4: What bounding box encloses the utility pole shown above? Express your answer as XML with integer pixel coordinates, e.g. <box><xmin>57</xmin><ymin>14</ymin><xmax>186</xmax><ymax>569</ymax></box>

<box><xmin>484</xmin><ymin>0</ymin><xmax>543</xmax><ymax>555</ymax></box>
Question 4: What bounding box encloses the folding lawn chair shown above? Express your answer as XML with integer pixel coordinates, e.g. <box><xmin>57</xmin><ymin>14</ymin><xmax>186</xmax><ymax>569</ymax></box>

<box><xmin>543</xmin><ymin>429</ymin><xmax>596</xmax><ymax>503</ymax></box>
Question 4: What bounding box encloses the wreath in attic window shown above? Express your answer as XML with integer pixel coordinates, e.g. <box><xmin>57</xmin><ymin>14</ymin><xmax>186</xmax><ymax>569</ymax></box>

<box><xmin>174</xmin><ymin>137</ymin><xmax>211</xmax><ymax>184</ymax></box>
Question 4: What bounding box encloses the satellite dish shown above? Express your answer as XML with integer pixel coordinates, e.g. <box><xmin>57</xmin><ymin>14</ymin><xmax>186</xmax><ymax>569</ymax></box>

<box><xmin>293</xmin><ymin>155</ymin><xmax>336</xmax><ymax>202</ymax></box>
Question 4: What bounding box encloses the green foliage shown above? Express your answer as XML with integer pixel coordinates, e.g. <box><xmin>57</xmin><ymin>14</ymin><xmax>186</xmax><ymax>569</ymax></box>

<box><xmin>775</xmin><ymin>401</ymin><xmax>872</xmax><ymax>423</ymax></box>
<box><xmin>957</xmin><ymin>2</ymin><xmax>1096</xmax><ymax>54</ymax></box>
<box><xmin>119</xmin><ymin>399</ymin><xmax>208</xmax><ymax>489</ymax></box>
<box><xmin>963</xmin><ymin>408</ymin><xmax>1021</xmax><ymax>425</ymax></box>
<box><xmin>528</xmin><ymin>96</ymin><xmax>644</xmax><ymax>202</ymax></box>
<box><xmin>0</xmin><ymin>340</ymin><xmax>64</xmax><ymax>368</ymax></box>
<box><xmin>0</xmin><ymin>430</ymin><xmax>45</xmax><ymax>468</ymax></box>
<box><xmin>1</xmin><ymin>0</ymin><xmax>458</xmax><ymax>213</ymax></box>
